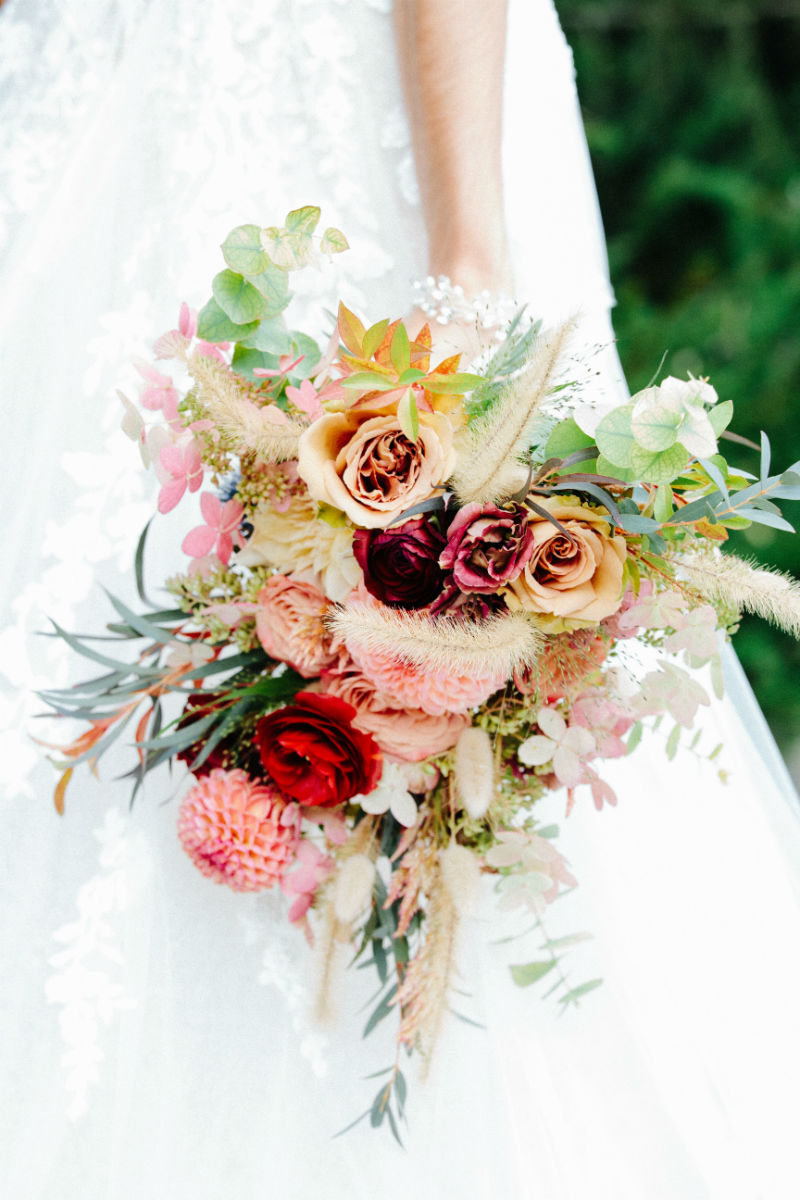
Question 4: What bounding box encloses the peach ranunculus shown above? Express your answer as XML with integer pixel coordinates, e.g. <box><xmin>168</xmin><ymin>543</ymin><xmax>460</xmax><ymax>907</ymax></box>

<box><xmin>505</xmin><ymin>498</ymin><xmax>626</xmax><ymax>628</ymax></box>
<box><xmin>320</xmin><ymin>660</ymin><xmax>470</xmax><ymax>762</ymax></box>
<box><xmin>296</xmin><ymin>409</ymin><xmax>456</xmax><ymax>529</ymax></box>
<box><xmin>255</xmin><ymin>574</ymin><xmax>338</xmax><ymax>677</ymax></box>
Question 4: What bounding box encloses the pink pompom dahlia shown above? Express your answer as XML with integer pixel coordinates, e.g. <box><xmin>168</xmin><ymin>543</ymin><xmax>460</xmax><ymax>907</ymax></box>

<box><xmin>178</xmin><ymin>768</ymin><xmax>298</xmax><ymax>892</ymax></box>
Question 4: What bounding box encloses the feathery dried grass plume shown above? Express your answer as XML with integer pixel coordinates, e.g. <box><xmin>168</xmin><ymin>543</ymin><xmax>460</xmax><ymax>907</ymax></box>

<box><xmin>395</xmin><ymin>860</ymin><xmax>459</xmax><ymax>1067</ymax></box>
<box><xmin>313</xmin><ymin>818</ymin><xmax>378</xmax><ymax>1023</ymax></box>
<box><xmin>329</xmin><ymin>605</ymin><xmax>543</xmax><ymax>679</ymax></box>
<box><xmin>450</xmin><ymin>320</ymin><xmax>574</xmax><ymax>506</ymax></box>
<box><xmin>678</xmin><ymin>550</ymin><xmax>800</xmax><ymax>638</ymax></box>
<box><xmin>189</xmin><ymin>354</ymin><xmax>305</xmax><ymax>461</ymax></box>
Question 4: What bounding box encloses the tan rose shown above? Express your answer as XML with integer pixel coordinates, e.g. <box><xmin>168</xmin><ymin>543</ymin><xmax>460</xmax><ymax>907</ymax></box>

<box><xmin>505</xmin><ymin>498</ymin><xmax>626</xmax><ymax>627</ymax></box>
<box><xmin>297</xmin><ymin>410</ymin><xmax>456</xmax><ymax>528</ymax></box>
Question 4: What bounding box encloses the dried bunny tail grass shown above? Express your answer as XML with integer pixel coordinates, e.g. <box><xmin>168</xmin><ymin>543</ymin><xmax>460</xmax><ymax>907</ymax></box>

<box><xmin>453</xmin><ymin>726</ymin><xmax>495</xmax><ymax>819</ymax></box>
<box><xmin>395</xmin><ymin>861</ymin><xmax>459</xmax><ymax>1068</ymax></box>
<box><xmin>189</xmin><ymin>355</ymin><xmax>304</xmax><ymax>462</ymax></box>
<box><xmin>678</xmin><ymin>550</ymin><xmax>800</xmax><ymax>638</ymax></box>
<box><xmin>450</xmin><ymin>320</ymin><xmax>574</xmax><ymax>506</ymax></box>
<box><xmin>329</xmin><ymin>605</ymin><xmax>543</xmax><ymax>678</ymax></box>
<box><xmin>313</xmin><ymin>819</ymin><xmax>378</xmax><ymax>1023</ymax></box>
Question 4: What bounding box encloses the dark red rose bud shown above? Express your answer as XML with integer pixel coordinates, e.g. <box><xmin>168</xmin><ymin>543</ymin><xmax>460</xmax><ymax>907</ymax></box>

<box><xmin>353</xmin><ymin>514</ymin><xmax>447</xmax><ymax>609</ymax></box>
<box><xmin>255</xmin><ymin>691</ymin><xmax>382</xmax><ymax>808</ymax></box>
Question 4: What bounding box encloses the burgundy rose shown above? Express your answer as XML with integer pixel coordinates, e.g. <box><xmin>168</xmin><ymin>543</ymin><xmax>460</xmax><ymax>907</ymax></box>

<box><xmin>439</xmin><ymin>502</ymin><xmax>534</xmax><ymax>594</ymax></box>
<box><xmin>255</xmin><ymin>691</ymin><xmax>382</xmax><ymax>808</ymax></box>
<box><xmin>353</xmin><ymin>514</ymin><xmax>447</xmax><ymax>609</ymax></box>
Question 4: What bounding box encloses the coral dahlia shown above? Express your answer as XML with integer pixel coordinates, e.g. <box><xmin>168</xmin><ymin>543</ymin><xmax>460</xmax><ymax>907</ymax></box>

<box><xmin>178</xmin><ymin>768</ymin><xmax>298</xmax><ymax>892</ymax></box>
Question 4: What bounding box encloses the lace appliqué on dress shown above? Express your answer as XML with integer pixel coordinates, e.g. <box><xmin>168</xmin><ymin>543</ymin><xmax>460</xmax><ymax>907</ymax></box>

<box><xmin>46</xmin><ymin>810</ymin><xmax>152</xmax><ymax>1120</ymax></box>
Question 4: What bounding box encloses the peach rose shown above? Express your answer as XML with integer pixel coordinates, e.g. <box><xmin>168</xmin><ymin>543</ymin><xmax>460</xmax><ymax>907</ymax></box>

<box><xmin>297</xmin><ymin>409</ymin><xmax>456</xmax><ymax>528</ymax></box>
<box><xmin>255</xmin><ymin>573</ymin><xmax>338</xmax><ymax>677</ymax></box>
<box><xmin>320</xmin><ymin>660</ymin><xmax>469</xmax><ymax>762</ymax></box>
<box><xmin>505</xmin><ymin>498</ymin><xmax>626</xmax><ymax>627</ymax></box>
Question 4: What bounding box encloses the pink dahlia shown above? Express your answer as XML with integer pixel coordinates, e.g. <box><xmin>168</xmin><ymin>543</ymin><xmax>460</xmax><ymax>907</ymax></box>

<box><xmin>321</xmin><ymin>660</ymin><xmax>470</xmax><ymax>761</ymax></box>
<box><xmin>178</xmin><ymin>768</ymin><xmax>298</xmax><ymax>892</ymax></box>
<box><xmin>347</xmin><ymin>640</ymin><xmax>506</xmax><ymax>717</ymax></box>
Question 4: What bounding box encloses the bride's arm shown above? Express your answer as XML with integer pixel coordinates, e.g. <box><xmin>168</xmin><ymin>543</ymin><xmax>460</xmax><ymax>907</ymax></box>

<box><xmin>393</xmin><ymin>0</ymin><xmax>512</xmax><ymax>301</ymax></box>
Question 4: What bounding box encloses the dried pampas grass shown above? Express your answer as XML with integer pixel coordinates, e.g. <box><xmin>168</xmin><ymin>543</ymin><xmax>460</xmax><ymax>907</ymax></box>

<box><xmin>395</xmin><ymin>862</ymin><xmax>459</xmax><ymax>1066</ymax></box>
<box><xmin>329</xmin><ymin>604</ymin><xmax>542</xmax><ymax>679</ymax></box>
<box><xmin>313</xmin><ymin>819</ymin><xmax>377</xmax><ymax>1023</ymax></box>
<box><xmin>450</xmin><ymin>321</ymin><xmax>573</xmax><ymax>506</ymax></box>
<box><xmin>189</xmin><ymin>355</ymin><xmax>305</xmax><ymax>461</ymax></box>
<box><xmin>679</xmin><ymin>551</ymin><xmax>800</xmax><ymax>639</ymax></box>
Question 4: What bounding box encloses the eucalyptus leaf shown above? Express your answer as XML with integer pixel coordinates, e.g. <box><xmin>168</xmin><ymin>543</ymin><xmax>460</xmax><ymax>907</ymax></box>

<box><xmin>666</xmin><ymin>724</ymin><xmax>681</xmax><ymax>760</ymax></box>
<box><xmin>285</xmin><ymin>205</ymin><xmax>321</xmax><ymax>235</ymax></box>
<box><xmin>509</xmin><ymin>960</ymin><xmax>556</xmax><ymax>987</ymax></box>
<box><xmin>698</xmin><ymin>457</ymin><xmax>731</xmax><ymax>503</ymax></box>
<box><xmin>231</xmin><ymin>345</ymin><xmax>278</xmax><ymax>381</ymax></box>
<box><xmin>594</xmin><ymin>404</ymin><xmax>636</xmax><ymax>468</ymax></box>
<box><xmin>221</xmin><ymin>224</ymin><xmax>272</xmax><ymax>276</ymax></box>
<box><xmin>289</xmin><ymin>332</ymin><xmax>322</xmax><ymax>379</ymax></box>
<box><xmin>732</xmin><ymin>507</ymin><xmax>795</xmax><ymax>532</ymax></box>
<box><xmin>196</xmin><ymin>297</ymin><xmax>259</xmax><ymax>343</ymax></box>
<box><xmin>665</xmin><ymin>492</ymin><xmax>722</xmax><ymax>525</ymax></box>
<box><xmin>248</xmin><ymin>264</ymin><xmax>291</xmax><ymax>316</ymax></box>
<box><xmin>238</xmin><ymin>318</ymin><xmax>293</xmax><ymax>355</ymax></box>
<box><xmin>626</xmin><ymin>722</ymin><xmax>643</xmax><ymax>754</ymax></box>
<box><xmin>558</xmin><ymin>978</ymin><xmax>603</xmax><ymax>1005</ymax></box>
<box><xmin>319</xmin><ymin>226</ymin><xmax>349</xmax><ymax>255</ymax></box>
<box><xmin>708</xmin><ymin>399</ymin><xmax>734</xmax><ymax>437</ymax></box>
<box><xmin>545</xmin><ymin>417</ymin><xmax>595</xmax><ymax>459</ymax></box>
<box><xmin>630</xmin><ymin>402</ymin><xmax>681</xmax><ymax>452</ymax></box>
<box><xmin>629</xmin><ymin>441</ymin><xmax>690</xmax><ymax>484</ymax></box>
<box><xmin>595</xmin><ymin>453</ymin><xmax>637</xmax><ymax>483</ymax></box>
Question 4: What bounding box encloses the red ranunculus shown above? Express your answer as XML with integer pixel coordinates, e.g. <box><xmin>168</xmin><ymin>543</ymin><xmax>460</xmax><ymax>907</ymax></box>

<box><xmin>255</xmin><ymin>691</ymin><xmax>382</xmax><ymax>808</ymax></box>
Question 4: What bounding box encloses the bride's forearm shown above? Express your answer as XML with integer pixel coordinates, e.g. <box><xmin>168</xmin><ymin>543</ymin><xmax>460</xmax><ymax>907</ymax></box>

<box><xmin>393</xmin><ymin>0</ymin><xmax>512</xmax><ymax>296</ymax></box>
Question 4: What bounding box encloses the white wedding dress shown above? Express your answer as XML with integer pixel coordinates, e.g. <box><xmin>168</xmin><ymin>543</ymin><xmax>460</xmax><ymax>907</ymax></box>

<box><xmin>2</xmin><ymin>2</ymin><xmax>800</xmax><ymax>1197</ymax></box>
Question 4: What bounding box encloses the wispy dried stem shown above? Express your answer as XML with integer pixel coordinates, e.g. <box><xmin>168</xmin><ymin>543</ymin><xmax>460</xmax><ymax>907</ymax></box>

<box><xmin>189</xmin><ymin>355</ymin><xmax>304</xmax><ymax>461</ymax></box>
<box><xmin>451</xmin><ymin>321</ymin><xmax>574</xmax><ymax>505</ymax></box>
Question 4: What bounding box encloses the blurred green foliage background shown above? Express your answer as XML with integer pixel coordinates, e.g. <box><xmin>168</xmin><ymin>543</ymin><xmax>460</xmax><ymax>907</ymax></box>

<box><xmin>559</xmin><ymin>0</ymin><xmax>800</xmax><ymax>766</ymax></box>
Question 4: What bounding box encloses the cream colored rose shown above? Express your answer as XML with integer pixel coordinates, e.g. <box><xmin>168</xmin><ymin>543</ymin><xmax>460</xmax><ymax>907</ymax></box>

<box><xmin>505</xmin><ymin>498</ymin><xmax>626</xmax><ymax>627</ymax></box>
<box><xmin>297</xmin><ymin>410</ymin><xmax>456</xmax><ymax>528</ymax></box>
<box><xmin>236</xmin><ymin>491</ymin><xmax>360</xmax><ymax>603</ymax></box>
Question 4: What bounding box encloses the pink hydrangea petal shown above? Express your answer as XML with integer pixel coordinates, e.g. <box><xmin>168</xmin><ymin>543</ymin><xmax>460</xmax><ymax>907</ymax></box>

<box><xmin>158</xmin><ymin>478</ymin><xmax>187</xmax><ymax>515</ymax></box>
<box><xmin>537</xmin><ymin>707</ymin><xmax>567</xmax><ymax>741</ymax></box>
<box><xmin>183</xmin><ymin>526</ymin><xmax>217</xmax><ymax>558</ymax></box>
<box><xmin>179</xmin><ymin>302</ymin><xmax>197</xmax><ymax>338</ymax></box>
<box><xmin>200</xmin><ymin>491</ymin><xmax>222</xmax><ymax>525</ymax></box>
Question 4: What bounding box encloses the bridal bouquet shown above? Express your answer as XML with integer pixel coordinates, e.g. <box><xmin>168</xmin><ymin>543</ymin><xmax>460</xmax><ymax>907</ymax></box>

<box><xmin>43</xmin><ymin>208</ymin><xmax>800</xmax><ymax>1140</ymax></box>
